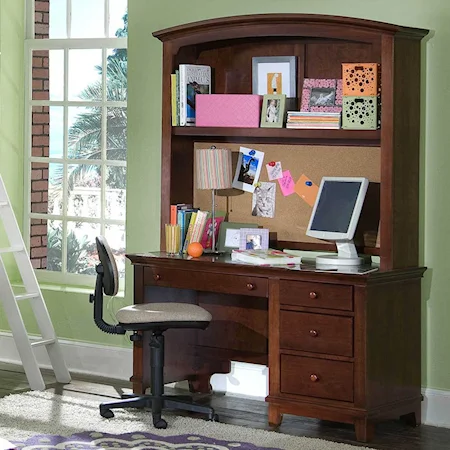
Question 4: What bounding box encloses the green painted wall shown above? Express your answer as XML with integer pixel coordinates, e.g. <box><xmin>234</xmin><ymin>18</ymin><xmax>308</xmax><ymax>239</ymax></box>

<box><xmin>126</xmin><ymin>0</ymin><xmax>450</xmax><ymax>392</ymax></box>
<box><xmin>0</xmin><ymin>0</ymin><xmax>24</xmax><ymax>278</ymax></box>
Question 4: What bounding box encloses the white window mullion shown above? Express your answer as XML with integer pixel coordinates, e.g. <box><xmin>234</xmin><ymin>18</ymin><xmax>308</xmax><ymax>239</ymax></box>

<box><xmin>67</xmin><ymin>0</ymin><xmax>72</xmax><ymax>39</ymax></box>
<box><xmin>104</xmin><ymin>0</ymin><xmax>109</xmax><ymax>38</ymax></box>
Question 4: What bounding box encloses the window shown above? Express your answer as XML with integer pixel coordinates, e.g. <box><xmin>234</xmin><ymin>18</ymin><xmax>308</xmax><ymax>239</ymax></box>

<box><xmin>25</xmin><ymin>0</ymin><xmax>128</xmax><ymax>286</ymax></box>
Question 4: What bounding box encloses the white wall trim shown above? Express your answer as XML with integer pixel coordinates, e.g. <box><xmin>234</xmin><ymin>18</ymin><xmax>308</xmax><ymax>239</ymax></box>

<box><xmin>0</xmin><ymin>333</ymin><xmax>448</xmax><ymax>428</ymax></box>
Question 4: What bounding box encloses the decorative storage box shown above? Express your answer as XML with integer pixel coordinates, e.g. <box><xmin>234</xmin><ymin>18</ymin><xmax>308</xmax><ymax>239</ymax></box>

<box><xmin>342</xmin><ymin>96</ymin><xmax>379</xmax><ymax>130</ymax></box>
<box><xmin>196</xmin><ymin>94</ymin><xmax>263</xmax><ymax>128</ymax></box>
<box><xmin>342</xmin><ymin>63</ymin><xmax>379</xmax><ymax>96</ymax></box>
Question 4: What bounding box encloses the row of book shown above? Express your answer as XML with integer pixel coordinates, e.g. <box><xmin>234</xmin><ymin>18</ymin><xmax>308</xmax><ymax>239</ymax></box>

<box><xmin>171</xmin><ymin>64</ymin><xmax>212</xmax><ymax>127</ymax></box>
<box><xmin>286</xmin><ymin>111</ymin><xmax>341</xmax><ymax>129</ymax></box>
<box><xmin>170</xmin><ymin>203</ymin><xmax>224</xmax><ymax>252</ymax></box>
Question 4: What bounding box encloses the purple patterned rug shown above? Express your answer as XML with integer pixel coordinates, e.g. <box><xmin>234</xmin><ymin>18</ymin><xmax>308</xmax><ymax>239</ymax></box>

<box><xmin>12</xmin><ymin>430</ymin><xmax>281</xmax><ymax>449</ymax></box>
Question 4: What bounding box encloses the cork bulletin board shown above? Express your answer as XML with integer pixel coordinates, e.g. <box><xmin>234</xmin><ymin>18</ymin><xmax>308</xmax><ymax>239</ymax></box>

<box><xmin>193</xmin><ymin>142</ymin><xmax>381</xmax><ymax>246</ymax></box>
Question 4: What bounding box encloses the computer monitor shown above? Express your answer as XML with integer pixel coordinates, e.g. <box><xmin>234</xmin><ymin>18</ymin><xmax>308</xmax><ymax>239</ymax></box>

<box><xmin>306</xmin><ymin>176</ymin><xmax>369</xmax><ymax>266</ymax></box>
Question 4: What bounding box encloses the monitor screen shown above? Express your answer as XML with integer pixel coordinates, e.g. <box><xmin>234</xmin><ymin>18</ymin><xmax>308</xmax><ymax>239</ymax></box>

<box><xmin>306</xmin><ymin>177</ymin><xmax>369</xmax><ymax>241</ymax></box>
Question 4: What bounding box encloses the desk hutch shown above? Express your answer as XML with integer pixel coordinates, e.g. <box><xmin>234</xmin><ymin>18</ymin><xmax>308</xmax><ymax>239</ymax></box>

<box><xmin>127</xmin><ymin>14</ymin><xmax>428</xmax><ymax>442</ymax></box>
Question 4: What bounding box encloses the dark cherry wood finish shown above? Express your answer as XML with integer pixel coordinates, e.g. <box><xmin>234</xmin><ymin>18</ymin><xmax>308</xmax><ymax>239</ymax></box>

<box><xmin>132</xmin><ymin>14</ymin><xmax>428</xmax><ymax>443</ymax></box>
<box><xmin>127</xmin><ymin>252</ymin><xmax>425</xmax><ymax>443</ymax></box>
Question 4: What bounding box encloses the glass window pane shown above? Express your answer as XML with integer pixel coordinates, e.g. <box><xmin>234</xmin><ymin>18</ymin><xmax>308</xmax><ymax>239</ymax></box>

<box><xmin>105</xmin><ymin>224</ymin><xmax>125</xmax><ymax>277</ymax></box>
<box><xmin>71</xmin><ymin>0</ymin><xmax>104</xmax><ymax>38</ymax></box>
<box><xmin>46</xmin><ymin>220</ymin><xmax>62</xmax><ymax>272</ymax></box>
<box><xmin>30</xmin><ymin>162</ymin><xmax>63</xmax><ymax>216</ymax></box>
<box><xmin>49</xmin><ymin>106</ymin><xmax>64</xmax><ymax>158</ymax></box>
<box><xmin>67</xmin><ymin>164</ymin><xmax>102</xmax><ymax>218</ymax></box>
<box><xmin>108</xmin><ymin>1</ymin><xmax>128</xmax><ymax>38</ymax></box>
<box><xmin>106</xmin><ymin>49</ymin><xmax>127</xmax><ymax>102</ymax></box>
<box><xmin>68</xmin><ymin>49</ymin><xmax>102</xmax><ymax>101</ymax></box>
<box><xmin>49</xmin><ymin>50</ymin><xmax>64</xmax><ymax>101</ymax></box>
<box><xmin>67</xmin><ymin>222</ymin><xmax>99</xmax><ymax>275</ymax></box>
<box><xmin>48</xmin><ymin>0</ymin><xmax>67</xmax><ymax>38</ymax></box>
<box><xmin>106</xmin><ymin>166</ymin><xmax>126</xmax><ymax>220</ymax></box>
<box><xmin>68</xmin><ymin>106</ymin><xmax>102</xmax><ymax>160</ymax></box>
<box><xmin>106</xmin><ymin>107</ymin><xmax>127</xmax><ymax>160</ymax></box>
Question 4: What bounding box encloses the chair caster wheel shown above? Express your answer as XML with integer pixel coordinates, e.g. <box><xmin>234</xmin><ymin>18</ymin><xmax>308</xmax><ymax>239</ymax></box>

<box><xmin>100</xmin><ymin>408</ymin><xmax>114</xmax><ymax>419</ymax></box>
<box><xmin>153</xmin><ymin>418</ymin><xmax>167</xmax><ymax>429</ymax></box>
<box><xmin>210</xmin><ymin>413</ymin><xmax>219</xmax><ymax>422</ymax></box>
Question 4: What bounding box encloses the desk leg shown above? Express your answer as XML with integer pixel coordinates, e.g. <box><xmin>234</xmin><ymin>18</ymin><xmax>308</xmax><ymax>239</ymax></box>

<box><xmin>188</xmin><ymin>375</ymin><xmax>213</xmax><ymax>394</ymax></box>
<box><xmin>268</xmin><ymin>404</ymin><xmax>283</xmax><ymax>428</ymax></box>
<box><xmin>354</xmin><ymin>418</ymin><xmax>375</xmax><ymax>442</ymax></box>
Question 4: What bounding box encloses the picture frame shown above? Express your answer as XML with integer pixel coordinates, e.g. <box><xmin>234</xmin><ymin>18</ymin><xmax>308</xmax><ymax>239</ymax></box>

<box><xmin>217</xmin><ymin>222</ymin><xmax>258</xmax><ymax>253</ymax></box>
<box><xmin>232</xmin><ymin>146</ymin><xmax>265</xmax><ymax>193</ymax></box>
<box><xmin>300</xmin><ymin>78</ymin><xmax>342</xmax><ymax>113</ymax></box>
<box><xmin>252</xmin><ymin>56</ymin><xmax>297</xmax><ymax>97</ymax></box>
<box><xmin>239</xmin><ymin>228</ymin><xmax>269</xmax><ymax>251</ymax></box>
<box><xmin>260</xmin><ymin>94</ymin><xmax>286</xmax><ymax>128</ymax></box>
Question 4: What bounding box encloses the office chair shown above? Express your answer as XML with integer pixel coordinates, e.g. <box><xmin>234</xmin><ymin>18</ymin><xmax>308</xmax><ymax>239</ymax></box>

<box><xmin>89</xmin><ymin>235</ymin><xmax>217</xmax><ymax>429</ymax></box>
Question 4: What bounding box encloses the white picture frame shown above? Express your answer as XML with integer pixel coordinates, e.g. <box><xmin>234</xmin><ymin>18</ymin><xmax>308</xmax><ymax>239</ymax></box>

<box><xmin>239</xmin><ymin>228</ymin><xmax>269</xmax><ymax>250</ymax></box>
<box><xmin>232</xmin><ymin>146</ymin><xmax>264</xmax><ymax>193</ymax></box>
<box><xmin>252</xmin><ymin>56</ymin><xmax>297</xmax><ymax>97</ymax></box>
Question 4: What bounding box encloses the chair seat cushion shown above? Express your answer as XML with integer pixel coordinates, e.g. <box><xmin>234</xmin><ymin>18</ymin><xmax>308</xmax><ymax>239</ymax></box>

<box><xmin>116</xmin><ymin>302</ymin><xmax>212</xmax><ymax>324</ymax></box>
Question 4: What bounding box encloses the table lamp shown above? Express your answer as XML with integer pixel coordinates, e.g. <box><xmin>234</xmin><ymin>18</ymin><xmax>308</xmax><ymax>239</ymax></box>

<box><xmin>195</xmin><ymin>146</ymin><xmax>232</xmax><ymax>253</ymax></box>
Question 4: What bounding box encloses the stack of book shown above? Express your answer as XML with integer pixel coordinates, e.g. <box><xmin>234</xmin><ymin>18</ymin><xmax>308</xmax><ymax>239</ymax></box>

<box><xmin>286</xmin><ymin>111</ymin><xmax>341</xmax><ymax>129</ymax></box>
<box><xmin>231</xmin><ymin>249</ymin><xmax>302</xmax><ymax>266</ymax></box>
<box><xmin>171</xmin><ymin>64</ymin><xmax>212</xmax><ymax>126</ymax></box>
<box><xmin>170</xmin><ymin>204</ymin><xmax>225</xmax><ymax>253</ymax></box>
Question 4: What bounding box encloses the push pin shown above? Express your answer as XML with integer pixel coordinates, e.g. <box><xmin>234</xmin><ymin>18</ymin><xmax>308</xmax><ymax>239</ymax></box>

<box><xmin>305</xmin><ymin>181</ymin><xmax>312</xmax><ymax>186</ymax></box>
<box><xmin>249</xmin><ymin>149</ymin><xmax>256</xmax><ymax>156</ymax></box>
<box><xmin>269</xmin><ymin>161</ymin><xmax>276</xmax><ymax>167</ymax></box>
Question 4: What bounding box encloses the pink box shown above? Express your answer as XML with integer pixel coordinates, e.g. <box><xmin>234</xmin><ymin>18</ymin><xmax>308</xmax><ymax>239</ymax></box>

<box><xmin>196</xmin><ymin>94</ymin><xmax>263</xmax><ymax>128</ymax></box>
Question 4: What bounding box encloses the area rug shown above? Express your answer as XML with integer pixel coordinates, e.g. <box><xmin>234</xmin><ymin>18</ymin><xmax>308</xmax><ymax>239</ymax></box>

<box><xmin>0</xmin><ymin>391</ymin><xmax>372</xmax><ymax>449</ymax></box>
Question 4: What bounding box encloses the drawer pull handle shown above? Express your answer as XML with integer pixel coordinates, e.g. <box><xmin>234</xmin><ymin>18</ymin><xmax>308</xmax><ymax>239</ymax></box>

<box><xmin>246</xmin><ymin>283</ymin><xmax>255</xmax><ymax>291</ymax></box>
<box><xmin>310</xmin><ymin>374</ymin><xmax>319</xmax><ymax>382</ymax></box>
<box><xmin>309</xmin><ymin>329</ymin><xmax>318</xmax><ymax>337</ymax></box>
<box><xmin>154</xmin><ymin>274</ymin><xmax>161</xmax><ymax>281</ymax></box>
<box><xmin>309</xmin><ymin>291</ymin><xmax>318</xmax><ymax>299</ymax></box>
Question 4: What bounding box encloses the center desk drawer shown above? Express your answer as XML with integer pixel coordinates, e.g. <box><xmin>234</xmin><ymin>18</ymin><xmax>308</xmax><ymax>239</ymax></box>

<box><xmin>280</xmin><ymin>280</ymin><xmax>353</xmax><ymax>311</ymax></box>
<box><xmin>144</xmin><ymin>266</ymin><xmax>268</xmax><ymax>297</ymax></box>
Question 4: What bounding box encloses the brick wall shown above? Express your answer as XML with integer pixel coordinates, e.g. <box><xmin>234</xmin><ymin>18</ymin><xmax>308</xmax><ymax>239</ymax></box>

<box><xmin>30</xmin><ymin>0</ymin><xmax>49</xmax><ymax>269</ymax></box>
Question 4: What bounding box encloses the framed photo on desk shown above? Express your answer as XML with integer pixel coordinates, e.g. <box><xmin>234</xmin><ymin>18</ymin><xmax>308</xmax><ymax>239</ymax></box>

<box><xmin>217</xmin><ymin>222</ymin><xmax>257</xmax><ymax>253</ymax></box>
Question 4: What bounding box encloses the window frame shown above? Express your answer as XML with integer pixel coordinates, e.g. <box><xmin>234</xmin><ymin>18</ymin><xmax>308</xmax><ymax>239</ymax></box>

<box><xmin>24</xmin><ymin>0</ymin><xmax>128</xmax><ymax>288</ymax></box>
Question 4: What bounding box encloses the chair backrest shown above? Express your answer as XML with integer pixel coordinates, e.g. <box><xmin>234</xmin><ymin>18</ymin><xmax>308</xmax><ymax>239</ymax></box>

<box><xmin>96</xmin><ymin>235</ymin><xmax>119</xmax><ymax>297</ymax></box>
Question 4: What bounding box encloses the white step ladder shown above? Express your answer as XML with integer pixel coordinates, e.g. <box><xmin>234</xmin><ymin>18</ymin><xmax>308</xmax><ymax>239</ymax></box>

<box><xmin>0</xmin><ymin>175</ymin><xmax>71</xmax><ymax>390</ymax></box>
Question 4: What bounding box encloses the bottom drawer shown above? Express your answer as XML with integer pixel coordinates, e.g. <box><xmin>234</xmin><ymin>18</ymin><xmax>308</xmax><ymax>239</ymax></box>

<box><xmin>280</xmin><ymin>355</ymin><xmax>353</xmax><ymax>402</ymax></box>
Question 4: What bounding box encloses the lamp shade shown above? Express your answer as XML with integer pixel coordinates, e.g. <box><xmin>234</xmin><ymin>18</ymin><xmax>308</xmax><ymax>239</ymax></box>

<box><xmin>196</xmin><ymin>147</ymin><xmax>233</xmax><ymax>189</ymax></box>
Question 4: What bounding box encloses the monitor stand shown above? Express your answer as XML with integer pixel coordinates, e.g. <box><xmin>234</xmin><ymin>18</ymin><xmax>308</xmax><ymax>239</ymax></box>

<box><xmin>315</xmin><ymin>240</ymin><xmax>364</xmax><ymax>266</ymax></box>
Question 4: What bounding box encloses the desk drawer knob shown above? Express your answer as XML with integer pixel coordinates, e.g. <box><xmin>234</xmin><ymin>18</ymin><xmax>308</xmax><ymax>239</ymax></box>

<box><xmin>154</xmin><ymin>274</ymin><xmax>161</xmax><ymax>281</ymax></box>
<box><xmin>246</xmin><ymin>283</ymin><xmax>255</xmax><ymax>291</ymax></box>
<box><xmin>309</xmin><ymin>329</ymin><xmax>318</xmax><ymax>337</ymax></box>
<box><xmin>310</xmin><ymin>374</ymin><xmax>319</xmax><ymax>382</ymax></box>
<box><xmin>309</xmin><ymin>291</ymin><xmax>318</xmax><ymax>299</ymax></box>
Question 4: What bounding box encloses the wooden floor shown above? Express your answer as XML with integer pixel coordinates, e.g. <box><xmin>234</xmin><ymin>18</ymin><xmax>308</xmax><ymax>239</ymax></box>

<box><xmin>1</xmin><ymin>363</ymin><xmax>450</xmax><ymax>449</ymax></box>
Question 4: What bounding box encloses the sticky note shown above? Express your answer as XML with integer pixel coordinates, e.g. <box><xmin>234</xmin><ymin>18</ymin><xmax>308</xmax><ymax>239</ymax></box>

<box><xmin>266</xmin><ymin>161</ymin><xmax>283</xmax><ymax>180</ymax></box>
<box><xmin>294</xmin><ymin>174</ymin><xmax>319</xmax><ymax>206</ymax></box>
<box><xmin>277</xmin><ymin>170</ymin><xmax>295</xmax><ymax>196</ymax></box>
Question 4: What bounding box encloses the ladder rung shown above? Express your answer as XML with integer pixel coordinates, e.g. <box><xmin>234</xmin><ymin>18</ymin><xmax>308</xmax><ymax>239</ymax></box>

<box><xmin>0</xmin><ymin>201</ymin><xmax>8</xmax><ymax>207</ymax></box>
<box><xmin>30</xmin><ymin>338</ymin><xmax>56</xmax><ymax>348</ymax></box>
<box><xmin>15</xmin><ymin>293</ymin><xmax>40</xmax><ymax>301</ymax></box>
<box><xmin>0</xmin><ymin>245</ymin><xmax>24</xmax><ymax>254</ymax></box>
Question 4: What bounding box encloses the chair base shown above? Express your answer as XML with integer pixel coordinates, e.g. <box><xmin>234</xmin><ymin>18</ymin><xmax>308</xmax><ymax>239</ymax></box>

<box><xmin>99</xmin><ymin>393</ymin><xmax>218</xmax><ymax>429</ymax></box>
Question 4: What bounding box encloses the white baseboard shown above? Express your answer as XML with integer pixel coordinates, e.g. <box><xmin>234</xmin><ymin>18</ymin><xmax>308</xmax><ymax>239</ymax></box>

<box><xmin>0</xmin><ymin>332</ymin><xmax>448</xmax><ymax>428</ymax></box>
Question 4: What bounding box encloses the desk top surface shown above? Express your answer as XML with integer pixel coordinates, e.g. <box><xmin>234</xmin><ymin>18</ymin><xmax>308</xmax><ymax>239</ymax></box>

<box><xmin>126</xmin><ymin>252</ymin><xmax>426</xmax><ymax>281</ymax></box>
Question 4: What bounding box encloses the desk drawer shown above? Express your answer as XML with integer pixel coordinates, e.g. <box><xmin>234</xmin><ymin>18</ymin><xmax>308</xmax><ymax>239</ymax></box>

<box><xmin>280</xmin><ymin>311</ymin><xmax>353</xmax><ymax>357</ymax></box>
<box><xmin>280</xmin><ymin>280</ymin><xmax>353</xmax><ymax>311</ymax></box>
<box><xmin>281</xmin><ymin>354</ymin><xmax>353</xmax><ymax>402</ymax></box>
<box><xmin>144</xmin><ymin>266</ymin><xmax>268</xmax><ymax>297</ymax></box>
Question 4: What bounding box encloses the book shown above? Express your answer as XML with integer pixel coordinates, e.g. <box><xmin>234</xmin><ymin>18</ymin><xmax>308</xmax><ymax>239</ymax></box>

<box><xmin>169</xmin><ymin>203</ymin><xmax>192</xmax><ymax>225</ymax></box>
<box><xmin>178</xmin><ymin>64</ymin><xmax>211</xmax><ymax>126</ymax></box>
<box><xmin>199</xmin><ymin>211</ymin><xmax>226</xmax><ymax>250</ymax></box>
<box><xmin>171</xmin><ymin>73</ymin><xmax>177</xmax><ymax>126</ymax></box>
<box><xmin>231</xmin><ymin>249</ymin><xmax>302</xmax><ymax>265</ymax></box>
<box><xmin>182</xmin><ymin>211</ymin><xmax>198</xmax><ymax>253</ymax></box>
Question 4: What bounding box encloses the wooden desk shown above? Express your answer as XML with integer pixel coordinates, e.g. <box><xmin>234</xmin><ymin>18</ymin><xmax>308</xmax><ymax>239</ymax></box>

<box><xmin>127</xmin><ymin>252</ymin><xmax>424</xmax><ymax>442</ymax></box>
